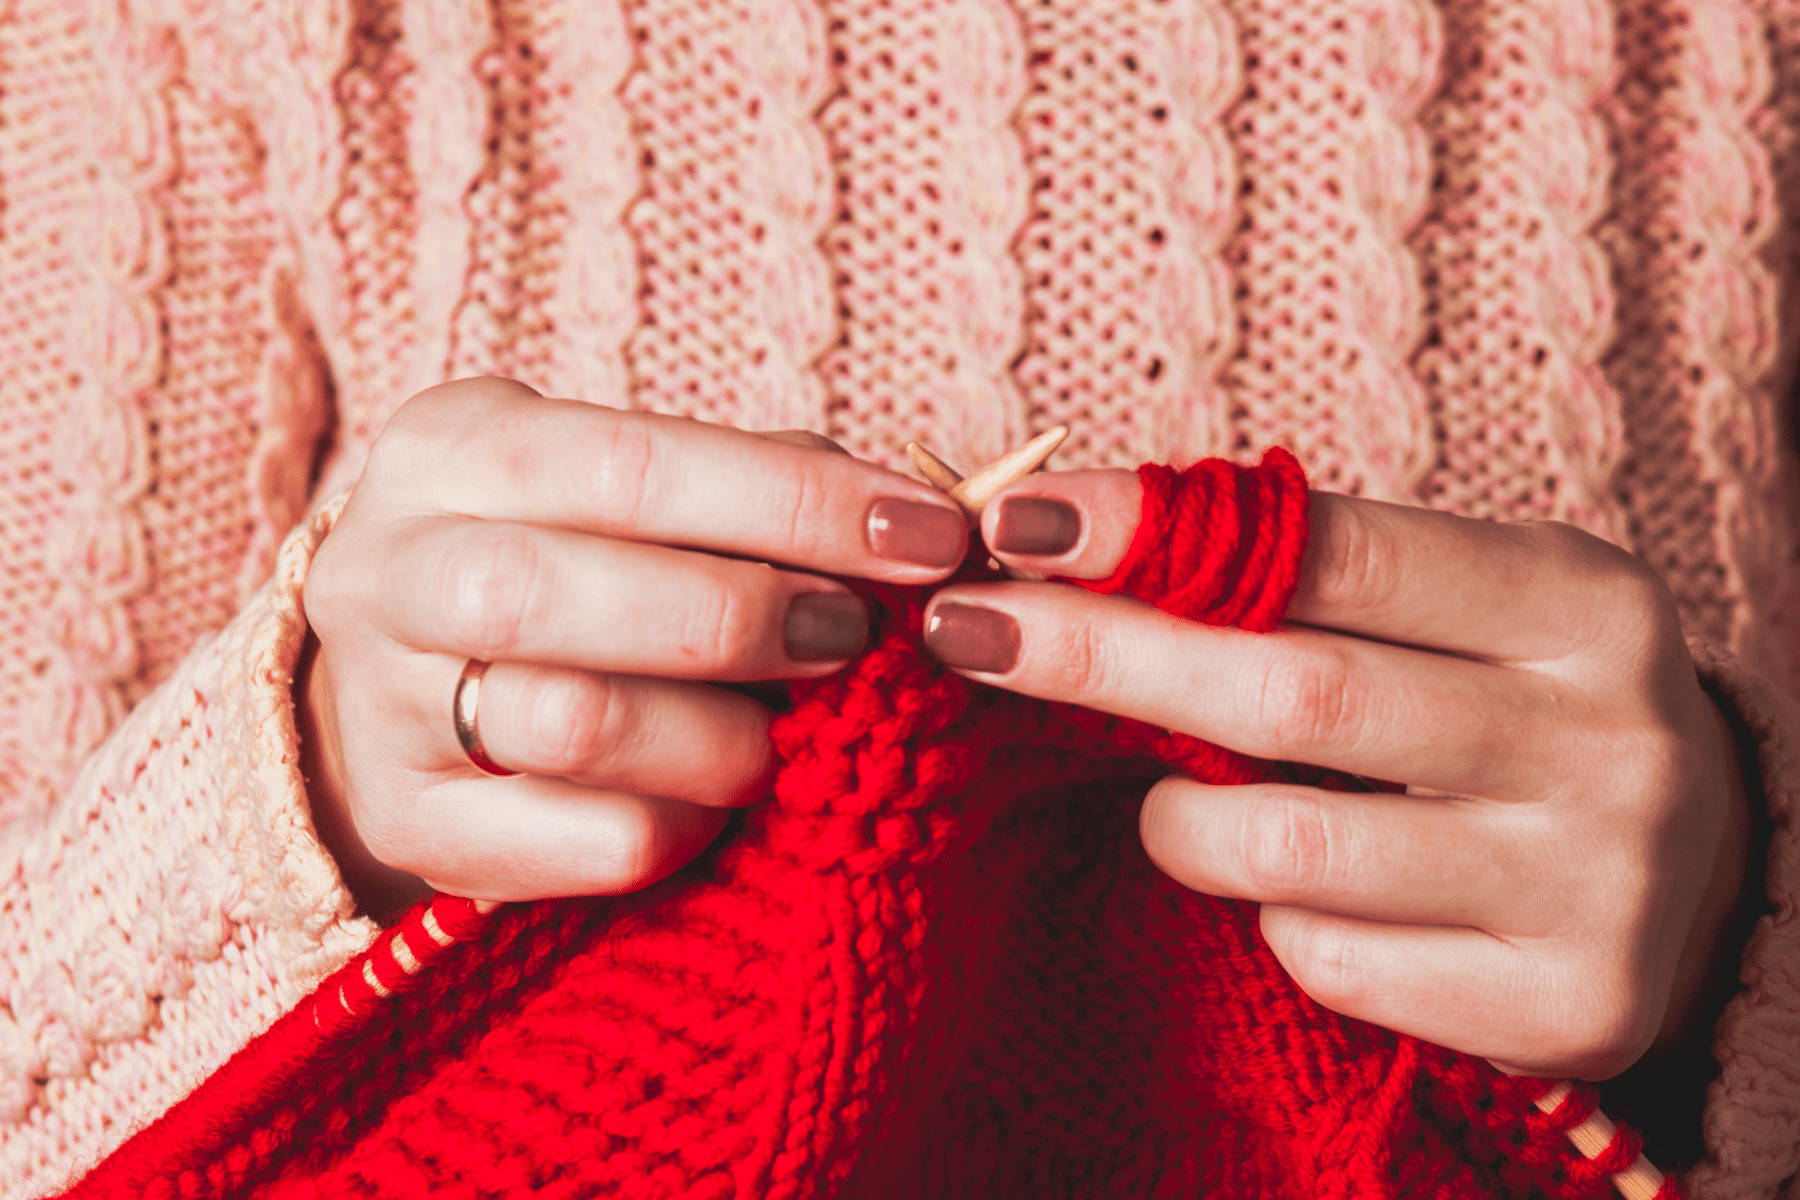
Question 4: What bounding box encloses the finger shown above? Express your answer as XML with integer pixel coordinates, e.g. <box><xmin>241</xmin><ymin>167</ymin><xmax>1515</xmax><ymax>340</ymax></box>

<box><xmin>378</xmin><ymin>515</ymin><xmax>870</xmax><ymax>681</ymax></box>
<box><xmin>372</xmin><ymin>772</ymin><xmax>732</xmax><ymax>903</ymax></box>
<box><xmin>982</xmin><ymin>467</ymin><xmax>1653</xmax><ymax>667</ymax></box>
<box><xmin>383</xmin><ymin>378</ymin><xmax>968</xmax><ymax>581</ymax></box>
<box><xmin>1255</xmin><ymin>905</ymin><xmax>1631</xmax><ymax>1079</ymax></box>
<box><xmin>443</xmin><ymin>658</ymin><xmax>774</xmax><ymax>808</ymax></box>
<box><xmin>981</xmin><ymin>468</ymin><xmax>1137</xmax><ymax>574</ymax></box>
<box><xmin>753</xmin><ymin>428</ymin><xmax>852</xmax><ymax>455</ymax></box>
<box><xmin>1139</xmin><ymin>776</ymin><xmax>1556</xmax><ymax>933</ymax></box>
<box><xmin>919</xmin><ymin>584</ymin><xmax>1582</xmax><ymax>799</ymax></box>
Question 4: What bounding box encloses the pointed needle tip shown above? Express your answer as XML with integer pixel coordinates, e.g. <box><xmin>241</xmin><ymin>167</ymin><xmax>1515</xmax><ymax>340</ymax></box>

<box><xmin>950</xmin><ymin>425</ymin><xmax>1070</xmax><ymax>511</ymax></box>
<box><xmin>906</xmin><ymin>440</ymin><xmax>964</xmax><ymax>492</ymax></box>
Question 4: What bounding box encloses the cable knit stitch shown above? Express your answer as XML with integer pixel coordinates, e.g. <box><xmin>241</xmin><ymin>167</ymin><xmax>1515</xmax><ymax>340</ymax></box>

<box><xmin>2</xmin><ymin>1</ymin><xmax>1800</xmax><ymax>1196</ymax></box>
<box><xmin>42</xmin><ymin>0</ymin><xmax>172</xmax><ymax>786</ymax></box>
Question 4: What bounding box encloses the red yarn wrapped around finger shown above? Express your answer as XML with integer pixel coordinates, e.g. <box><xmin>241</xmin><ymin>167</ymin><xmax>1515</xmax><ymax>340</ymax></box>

<box><xmin>1046</xmin><ymin>445</ymin><xmax>1407</xmax><ymax>797</ymax></box>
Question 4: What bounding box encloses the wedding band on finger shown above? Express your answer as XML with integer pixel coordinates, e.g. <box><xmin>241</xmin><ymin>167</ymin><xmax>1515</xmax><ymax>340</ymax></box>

<box><xmin>453</xmin><ymin>657</ymin><xmax>521</xmax><ymax>777</ymax></box>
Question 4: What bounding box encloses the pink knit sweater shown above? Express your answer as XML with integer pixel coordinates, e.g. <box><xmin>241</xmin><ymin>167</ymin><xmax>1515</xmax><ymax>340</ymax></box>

<box><xmin>3</xmin><ymin>1</ymin><xmax>1799</xmax><ymax>1196</ymax></box>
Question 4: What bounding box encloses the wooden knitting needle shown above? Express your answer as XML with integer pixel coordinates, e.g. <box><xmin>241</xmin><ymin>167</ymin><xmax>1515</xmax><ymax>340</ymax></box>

<box><xmin>905</xmin><ymin>425</ymin><xmax>1069</xmax><ymax>580</ymax></box>
<box><xmin>905</xmin><ymin>441</ymin><xmax>965</xmax><ymax>494</ymax></box>
<box><xmin>952</xmin><ymin>425</ymin><xmax>1069</xmax><ymax>512</ymax></box>
<box><xmin>1521</xmin><ymin>1077</ymin><xmax>1670</xmax><ymax>1200</ymax></box>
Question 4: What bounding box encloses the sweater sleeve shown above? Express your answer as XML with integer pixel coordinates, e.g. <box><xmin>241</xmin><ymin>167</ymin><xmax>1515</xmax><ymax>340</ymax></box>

<box><xmin>0</xmin><ymin>484</ymin><xmax>378</xmax><ymax>1199</ymax></box>
<box><xmin>1604</xmin><ymin>632</ymin><xmax>1800</xmax><ymax>1200</ymax></box>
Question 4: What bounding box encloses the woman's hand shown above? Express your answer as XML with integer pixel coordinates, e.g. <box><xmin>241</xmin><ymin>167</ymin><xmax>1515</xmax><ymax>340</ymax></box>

<box><xmin>295</xmin><ymin>376</ymin><xmax>970</xmax><ymax>917</ymax></box>
<box><xmin>918</xmin><ymin>468</ymin><xmax>1756</xmax><ymax>1081</ymax></box>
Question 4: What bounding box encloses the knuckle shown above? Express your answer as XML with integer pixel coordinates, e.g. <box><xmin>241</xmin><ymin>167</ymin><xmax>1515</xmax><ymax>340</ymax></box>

<box><xmin>521</xmin><ymin>671</ymin><xmax>632</xmax><ymax>778</ymax></box>
<box><xmin>355</xmin><ymin>796</ymin><xmax>424</xmax><ymax>877</ymax></box>
<box><xmin>680</xmin><ymin>573</ymin><xmax>767</xmax><ymax>674</ymax></box>
<box><xmin>1549</xmin><ymin>975</ymin><xmax>1657</xmax><ymax>1079</ymax></box>
<box><xmin>589</xmin><ymin>805</ymin><xmax>660</xmax><ymax>892</ymax></box>
<box><xmin>713</xmin><ymin>713</ymin><xmax>776</xmax><ymax>806</ymax></box>
<box><xmin>1139</xmin><ymin>776</ymin><xmax>1185</xmax><ymax>833</ymax></box>
<box><xmin>585</xmin><ymin>409</ymin><xmax>656</xmax><ymax>529</ymax></box>
<box><xmin>776</xmin><ymin>453</ymin><xmax>834</xmax><ymax>563</ymax></box>
<box><xmin>1242</xmin><ymin>791</ymin><xmax>1332</xmax><ymax>899</ymax></box>
<box><xmin>1053</xmin><ymin>618</ymin><xmax>1114</xmax><ymax>697</ymax></box>
<box><xmin>412</xmin><ymin>374</ymin><xmax>542</xmax><ymax>416</ymax></box>
<box><xmin>1613</xmin><ymin>718</ymin><xmax>1687</xmax><ymax>804</ymax></box>
<box><xmin>1255</xmin><ymin>648</ymin><xmax>1358</xmax><ymax>752</ymax></box>
<box><xmin>1138</xmin><ymin>777</ymin><xmax>1197</xmax><ymax>867</ymax></box>
<box><xmin>300</xmin><ymin>537</ymin><xmax>357</xmax><ymax>639</ymax></box>
<box><xmin>1295</xmin><ymin>920</ymin><xmax>1365</xmax><ymax>1009</ymax></box>
<box><xmin>365</xmin><ymin>409</ymin><xmax>431</xmax><ymax>481</ymax></box>
<box><xmin>1518</xmin><ymin>520</ymin><xmax>1681</xmax><ymax>666</ymax></box>
<box><xmin>1321</xmin><ymin>503</ymin><xmax>1400</xmax><ymax>617</ymax></box>
<box><xmin>1515</xmin><ymin>516</ymin><xmax>1595</xmax><ymax>559</ymax></box>
<box><xmin>436</xmin><ymin>523</ymin><xmax>545</xmax><ymax>658</ymax></box>
<box><xmin>375</xmin><ymin>376</ymin><xmax>538</xmax><ymax>475</ymax></box>
<box><xmin>1604</xmin><ymin>568</ymin><xmax>1684</xmax><ymax>672</ymax></box>
<box><xmin>760</xmin><ymin>428</ymin><xmax>848</xmax><ymax>455</ymax></box>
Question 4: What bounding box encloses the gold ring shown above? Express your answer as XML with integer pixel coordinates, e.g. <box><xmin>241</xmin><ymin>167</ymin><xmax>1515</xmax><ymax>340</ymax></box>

<box><xmin>452</xmin><ymin>658</ymin><xmax>519</xmax><ymax>777</ymax></box>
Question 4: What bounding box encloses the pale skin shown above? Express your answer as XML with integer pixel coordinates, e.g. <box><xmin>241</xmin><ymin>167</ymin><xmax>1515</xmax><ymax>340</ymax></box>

<box><xmin>296</xmin><ymin>374</ymin><xmax>1756</xmax><ymax>1086</ymax></box>
<box><xmin>930</xmin><ymin>468</ymin><xmax>1757</xmax><ymax>1084</ymax></box>
<box><xmin>298</xmin><ymin>376</ymin><xmax>973</xmax><ymax>911</ymax></box>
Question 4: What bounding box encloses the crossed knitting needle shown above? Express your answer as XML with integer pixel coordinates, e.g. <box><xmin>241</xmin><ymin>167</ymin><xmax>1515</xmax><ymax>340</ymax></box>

<box><xmin>903</xmin><ymin>424</ymin><xmax>1070</xmax><ymax>580</ymax></box>
<box><xmin>908</xmin><ymin>424</ymin><xmax>1670</xmax><ymax>1200</ymax></box>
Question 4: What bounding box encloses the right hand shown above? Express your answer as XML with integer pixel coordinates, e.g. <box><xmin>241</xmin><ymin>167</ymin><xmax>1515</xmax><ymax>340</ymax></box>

<box><xmin>295</xmin><ymin>376</ymin><xmax>972</xmax><ymax>915</ymax></box>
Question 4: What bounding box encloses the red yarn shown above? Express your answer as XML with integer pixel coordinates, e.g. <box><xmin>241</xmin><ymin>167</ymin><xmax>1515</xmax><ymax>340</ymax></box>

<box><xmin>1066</xmin><ymin>450</ymin><xmax>1309</xmax><ymax>634</ymax></box>
<box><xmin>61</xmin><ymin>446</ymin><xmax>1680</xmax><ymax>1199</ymax></box>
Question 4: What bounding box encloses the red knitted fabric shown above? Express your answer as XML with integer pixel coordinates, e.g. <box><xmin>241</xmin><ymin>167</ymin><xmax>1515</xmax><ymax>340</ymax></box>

<box><xmin>61</xmin><ymin>447</ymin><xmax>1677</xmax><ymax>1200</ymax></box>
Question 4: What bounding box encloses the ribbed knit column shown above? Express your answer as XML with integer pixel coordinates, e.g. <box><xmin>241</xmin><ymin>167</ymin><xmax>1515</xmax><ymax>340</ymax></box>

<box><xmin>0</xmin><ymin>0</ymin><xmax>113</xmax><ymax>821</ymax></box>
<box><xmin>1407</xmin><ymin>0</ymin><xmax>1627</xmax><ymax>539</ymax></box>
<box><xmin>305</xmin><ymin>0</ymin><xmax>424</xmax><ymax>495</ymax></box>
<box><xmin>810</xmin><ymin>0</ymin><xmax>1029</xmax><ymax>472</ymax></box>
<box><xmin>618</xmin><ymin>0</ymin><xmax>836</xmax><ymax>432</ymax></box>
<box><xmin>1214</xmin><ymin>0</ymin><xmax>1440</xmax><ymax>501</ymax></box>
<box><xmin>1011</xmin><ymin>1</ymin><xmax>1245</xmax><ymax>470</ymax></box>
<box><xmin>540</xmin><ymin>0</ymin><xmax>640</xmax><ymax>410</ymax></box>
<box><xmin>396</xmin><ymin>0</ymin><xmax>488</xmax><ymax>412</ymax></box>
<box><xmin>1599</xmin><ymin>2</ymin><xmax>1787</xmax><ymax>666</ymax></box>
<box><xmin>1745</xmin><ymin>0</ymin><xmax>1800</xmax><ymax>700</ymax></box>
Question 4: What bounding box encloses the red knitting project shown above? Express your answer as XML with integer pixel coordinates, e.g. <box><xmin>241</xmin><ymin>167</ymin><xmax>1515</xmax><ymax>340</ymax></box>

<box><xmin>63</xmin><ymin>448</ymin><xmax>1678</xmax><ymax>1199</ymax></box>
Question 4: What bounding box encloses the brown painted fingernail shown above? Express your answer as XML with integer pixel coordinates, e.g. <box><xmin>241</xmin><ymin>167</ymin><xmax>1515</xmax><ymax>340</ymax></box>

<box><xmin>866</xmin><ymin>497</ymin><xmax>966</xmax><ymax>568</ymax></box>
<box><xmin>992</xmin><ymin>496</ymin><xmax>1080</xmax><ymax>556</ymax></box>
<box><xmin>783</xmin><ymin>592</ymin><xmax>868</xmax><ymax>662</ymax></box>
<box><xmin>923</xmin><ymin>602</ymin><xmax>1019</xmax><ymax>673</ymax></box>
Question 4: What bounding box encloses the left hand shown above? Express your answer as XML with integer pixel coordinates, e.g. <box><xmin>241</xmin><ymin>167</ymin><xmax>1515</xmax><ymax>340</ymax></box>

<box><xmin>919</xmin><ymin>468</ymin><xmax>1756</xmax><ymax>1081</ymax></box>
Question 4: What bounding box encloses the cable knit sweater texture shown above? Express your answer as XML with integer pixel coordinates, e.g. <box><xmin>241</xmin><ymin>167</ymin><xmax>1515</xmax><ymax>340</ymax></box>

<box><xmin>2</xmin><ymin>0</ymin><xmax>1799</xmax><ymax>1195</ymax></box>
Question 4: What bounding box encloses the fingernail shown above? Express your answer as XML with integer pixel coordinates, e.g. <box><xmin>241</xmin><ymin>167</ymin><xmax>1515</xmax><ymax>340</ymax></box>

<box><xmin>783</xmin><ymin>592</ymin><xmax>869</xmax><ymax>662</ymax></box>
<box><xmin>866</xmin><ymin>497</ymin><xmax>966</xmax><ymax>568</ymax></box>
<box><xmin>923</xmin><ymin>602</ymin><xmax>1019</xmax><ymax>673</ymax></box>
<box><xmin>992</xmin><ymin>496</ymin><xmax>1080</xmax><ymax>556</ymax></box>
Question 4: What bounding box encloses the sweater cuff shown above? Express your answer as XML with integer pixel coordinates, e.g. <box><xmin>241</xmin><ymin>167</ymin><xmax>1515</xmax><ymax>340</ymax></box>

<box><xmin>0</xmin><ymin>483</ymin><xmax>377</xmax><ymax>1197</ymax></box>
<box><xmin>207</xmin><ymin>483</ymin><xmax>366</xmax><ymax>949</ymax></box>
<box><xmin>1674</xmin><ymin>632</ymin><xmax>1800</xmax><ymax>1200</ymax></box>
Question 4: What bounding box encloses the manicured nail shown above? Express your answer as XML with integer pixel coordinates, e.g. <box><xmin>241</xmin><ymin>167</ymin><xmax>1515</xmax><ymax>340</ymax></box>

<box><xmin>992</xmin><ymin>496</ymin><xmax>1080</xmax><ymax>556</ymax></box>
<box><xmin>783</xmin><ymin>592</ymin><xmax>869</xmax><ymax>662</ymax></box>
<box><xmin>923</xmin><ymin>602</ymin><xmax>1019</xmax><ymax>673</ymax></box>
<box><xmin>866</xmin><ymin>497</ymin><xmax>966</xmax><ymax>568</ymax></box>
